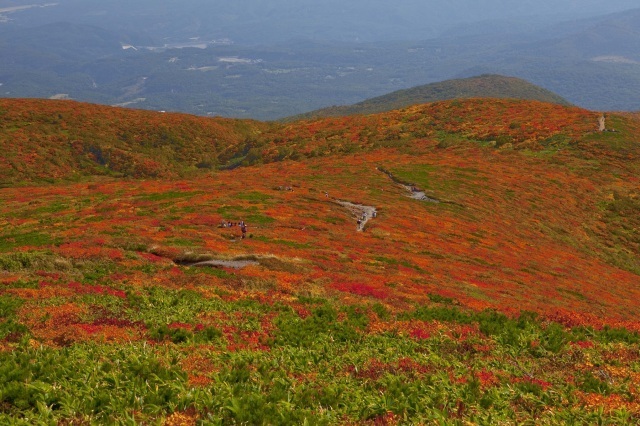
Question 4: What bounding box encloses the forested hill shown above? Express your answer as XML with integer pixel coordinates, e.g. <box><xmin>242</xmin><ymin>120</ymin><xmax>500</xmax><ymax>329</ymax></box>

<box><xmin>288</xmin><ymin>75</ymin><xmax>572</xmax><ymax>120</ymax></box>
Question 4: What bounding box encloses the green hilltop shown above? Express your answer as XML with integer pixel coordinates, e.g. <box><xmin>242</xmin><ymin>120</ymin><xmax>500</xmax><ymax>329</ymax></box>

<box><xmin>288</xmin><ymin>74</ymin><xmax>571</xmax><ymax>120</ymax></box>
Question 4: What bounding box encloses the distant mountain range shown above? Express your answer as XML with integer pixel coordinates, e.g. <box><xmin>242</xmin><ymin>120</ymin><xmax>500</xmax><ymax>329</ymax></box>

<box><xmin>3</xmin><ymin>0</ymin><xmax>639</xmax><ymax>43</ymax></box>
<box><xmin>287</xmin><ymin>75</ymin><xmax>571</xmax><ymax>120</ymax></box>
<box><xmin>1</xmin><ymin>6</ymin><xmax>640</xmax><ymax>119</ymax></box>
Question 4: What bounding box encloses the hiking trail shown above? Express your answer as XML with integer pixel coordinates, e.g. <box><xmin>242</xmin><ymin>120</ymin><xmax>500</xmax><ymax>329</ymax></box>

<box><xmin>334</xmin><ymin>200</ymin><xmax>377</xmax><ymax>231</ymax></box>
<box><xmin>176</xmin><ymin>259</ymin><xmax>259</xmax><ymax>269</ymax></box>
<box><xmin>377</xmin><ymin>167</ymin><xmax>439</xmax><ymax>203</ymax></box>
<box><xmin>378</xmin><ymin>167</ymin><xmax>464</xmax><ymax>207</ymax></box>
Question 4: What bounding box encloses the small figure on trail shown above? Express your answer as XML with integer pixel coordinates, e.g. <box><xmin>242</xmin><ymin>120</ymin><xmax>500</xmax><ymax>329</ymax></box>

<box><xmin>357</xmin><ymin>219</ymin><xmax>362</xmax><ymax>226</ymax></box>
<box><xmin>240</xmin><ymin>222</ymin><xmax>247</xmax><ymax>239</ymax></box>
<box><xmin>220</xmin><ymin>220</ymin><xmax>227</xmax><ymax>228</ymax></box>
<box><xmin>598</xmin><ymin>114</ymin><xmax>606</xmax><ymax>132</ymax></box>
<box><xmin>372</xmin><ymin>211</ymin><xmax>377</xmax><ymax>218</ymax></box>
<box><xmin>325</xmin><ymin>191</ymin><xmax>329</xmax><ymax>198</ymax></box>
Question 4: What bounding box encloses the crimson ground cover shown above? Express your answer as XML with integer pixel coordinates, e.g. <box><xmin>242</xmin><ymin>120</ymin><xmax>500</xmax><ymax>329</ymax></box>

<box><xmin>1</xmin><ymin>98</ymin><xmax>639</xmax><ymax>423</ymax></box>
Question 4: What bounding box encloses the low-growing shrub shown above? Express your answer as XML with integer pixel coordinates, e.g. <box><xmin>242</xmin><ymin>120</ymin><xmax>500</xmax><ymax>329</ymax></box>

<box><xmin>0</xmin><ymin>295</ymin><xmax>23</xmax><ymax>318</ymax></box>
<box><xmin>371</xmin><ymin>302</ymin><xmax>390</xmax><ymax>320</ymax></box>
<box><xmin>0</xmin><ymin>252</ymin><xmax>70</xmax><ymax>272</ymax></box>
<box><xmin>597</xmin><ymin>326</ymin><xmax>640</xmax><ymax>344</ymax></box>
<box><xmin>149</xmin><ymin>324</ymin><xmax>193</xmax><ymax>343</ymax></box>
<box><xmin>275</xmin><ymin>305</ymin><xmax>360</xmax><ymax>347</ymax></box>
<box><xmin>401</xmin><ymin>305</ymin><xmax>472</xmax><ymax>324</ymax></box>
<box><xmin>428</xmin><ymin>293</ymin><xmax>456</xmax><ymax>305</ymax></box>
<box><xmin>579</xmin><ymin>372</ymin><xmax>612</xmax><ymax>395</ymax></box>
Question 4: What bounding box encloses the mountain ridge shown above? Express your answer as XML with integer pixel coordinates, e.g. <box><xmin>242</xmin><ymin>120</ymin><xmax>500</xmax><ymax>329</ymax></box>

<box><xmin>0</xmin><ymin>96</ymin><xmax>595</xmax><ymax>184</ymax></box>
<box><xmin>286</xmin><ymin>75</ymin><xmax>571</xmax><ymax>120</ymax></box>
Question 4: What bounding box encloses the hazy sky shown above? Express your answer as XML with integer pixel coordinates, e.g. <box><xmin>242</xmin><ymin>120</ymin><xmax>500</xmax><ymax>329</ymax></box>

<box><xmin>3</xmin><ymin>0</ymin><xmax>640</xmax><ymax>43</ymax></box>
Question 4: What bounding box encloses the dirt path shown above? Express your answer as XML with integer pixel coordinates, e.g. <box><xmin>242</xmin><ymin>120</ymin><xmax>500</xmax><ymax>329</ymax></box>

<box><xmin>400</xmin><ymin>183</ymin><xmax>440</xmax><ymax>202</ymax></box>
<box><xmin>177</xmin><ymin>259</ymin><xmax>259</xmax><ymax>269</ymax></box>
<box><xmin>334</xmin><ymin>200</ymin><xmax>377</xmax><ymax>231</ymax></box>
<box><xmin>378</xmin><ymin>167</ymin><xmax>465</xmax><ymax>208</ymax></box>
<box><xmin>377</xmin><ymin>167</ymin><xmax>440</xmax><ymax>203</ymax></box>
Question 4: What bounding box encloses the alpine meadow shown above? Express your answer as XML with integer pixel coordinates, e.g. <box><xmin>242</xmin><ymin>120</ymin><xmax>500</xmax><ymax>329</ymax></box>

<box><xmin>1</xmin><ymin>94</ymin><xmax>639</xmax><ymax>424</ymax></box>
<box><xmin>1</xmin><ymin>1</ymin><xmax>640</xmax><ymax>424</ymax></box>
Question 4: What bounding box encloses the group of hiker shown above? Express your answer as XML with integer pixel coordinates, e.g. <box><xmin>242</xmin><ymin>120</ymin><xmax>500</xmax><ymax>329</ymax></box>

<box><xmin>356</xmin><ymin>210</ymin><xmax>377</xmax><ymax>228</ymax></box>
<box><xmin>218</xmin><ymin>187</ymin><xmax>380</xmax><ymax>239</ymax></box>
<box><xmin>220</xmin><ymin>220</ymin><xmax>248</xmax><ymax>239</ymax></box>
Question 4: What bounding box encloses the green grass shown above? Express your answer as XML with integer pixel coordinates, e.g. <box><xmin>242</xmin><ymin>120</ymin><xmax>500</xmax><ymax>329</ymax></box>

<box><xmin>164</xmin><ymin>237</ymin><xmax>203</xmax><ymax>247</ymax></box>
<box><xmin>0</xmin><ymin>232</ymin><xmax>58</xmax><ymax>252</ymax></box>
<box><xmin>388</xmin><ymin>163</ymin><xmax>483</xmax><ymax>197</ymax></box>
<box><xmin>584</xmin><ymin>116</ymin><xmax>634</xmax><ymax>150</ymax></box>
<box><xmin>252</xmin><ymin>236</ymin><xmax>312</xmax><ymax>249</ymax></box>
<box><xmin>0</xmin><ymin>252</ymin><xmax>70</xmax><ymax>272</ymax></box>
<box><xmin>245</xmin><ymin>214</ymin><xmax>276</xmax><ymax>225</ymax></box>
<box><xmin>235</xmin><ymin>191</ymin><xmax>274</xmax><ymax>203</ymax></box>
<box><xmin>30</xmin><ymin>201</ymin><xmax>71</xmax><ymax>215</ymax></box>
<box><xmin>135</xmin><ymin>191</ymin><xmax>203</xmax><ymax>202</ymax></box>
<box><xmin>215</xmin><ymin>205</ymin><xmax>275</xmax><ymax>225</ymax></box>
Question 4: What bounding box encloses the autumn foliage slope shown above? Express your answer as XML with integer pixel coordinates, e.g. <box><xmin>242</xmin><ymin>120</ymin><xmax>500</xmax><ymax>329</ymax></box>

<box><xmin>1</xmin><ymin>98</ymin><xmax>639</xmax><ymax>423</ymax></box>
<box><xmin>0</xmin><ymin>99</ymin><xmax>269</xmax><ymax>183</ymax></box>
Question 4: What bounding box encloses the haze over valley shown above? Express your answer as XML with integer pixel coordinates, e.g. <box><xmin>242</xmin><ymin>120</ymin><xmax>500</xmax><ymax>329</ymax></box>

<box><xmin>1</xmin><ymin>1</ymin><xmax>640</xmax><ymax>118</ymax></box>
